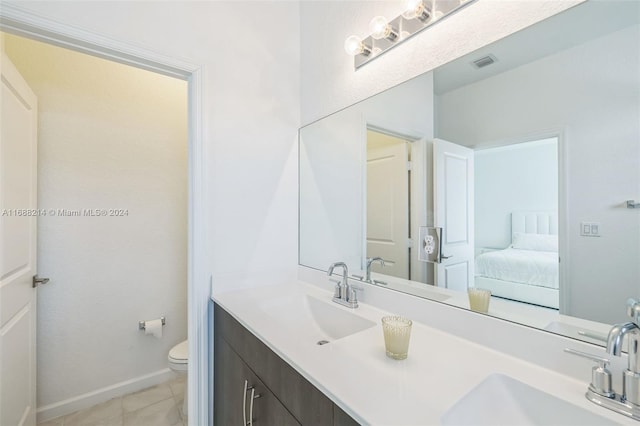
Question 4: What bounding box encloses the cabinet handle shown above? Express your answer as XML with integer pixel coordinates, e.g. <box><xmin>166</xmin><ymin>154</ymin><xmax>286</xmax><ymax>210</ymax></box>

<box><xmin>248</xmin><ymin>387</ymin><xmax>261</xmax><ymax>426</ymax></box>
<box><xmin>243</xmin><ymin>380</ymin><xmax>261</xmax><ymax>426</ymax></box>
<box><xmin>243</xmin><ymin>380</ymin><xmax>250</xmax><ymax>426</ymax></box>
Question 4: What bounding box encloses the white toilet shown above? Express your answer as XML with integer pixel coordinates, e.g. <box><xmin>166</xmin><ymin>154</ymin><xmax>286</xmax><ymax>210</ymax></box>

<box><xmin>168</xmin><ymin>340</ymin><xmax>188</xmax><ymax>416</ymax></box>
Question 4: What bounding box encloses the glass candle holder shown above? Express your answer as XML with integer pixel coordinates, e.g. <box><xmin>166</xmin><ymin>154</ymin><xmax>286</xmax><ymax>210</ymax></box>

<box><xmin>381</xmin><ymin>316</ymin><xmax>412</xmax><ymax>360</ymax></box>
<box><xmin>468</xmin><ymin>288</ymin><xmax>491</xmax><ymax>313</ymax></box>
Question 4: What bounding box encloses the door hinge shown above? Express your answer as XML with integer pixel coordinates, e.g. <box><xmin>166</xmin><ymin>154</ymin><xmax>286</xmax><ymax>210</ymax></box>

<box><xmin>407</xmin><ymin>238</ymin><xmax>413</xmax><ymax>248</ymax></box>
<box><xmin>406</xmin><ymin>161</ymin><xmax>413</xmax><ymax>171</ymax></box>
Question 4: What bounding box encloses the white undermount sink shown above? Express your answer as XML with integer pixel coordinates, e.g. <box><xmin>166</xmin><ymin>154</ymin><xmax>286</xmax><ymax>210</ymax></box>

<box><xmin>258</xmin><ymin>293</ymin><xmax>376</xmax><ymax>343</ymax></box>
<box><xmin>441</xmin><ymin>373</ymin><xmax>615</xmax><ymax>425</ymax></box>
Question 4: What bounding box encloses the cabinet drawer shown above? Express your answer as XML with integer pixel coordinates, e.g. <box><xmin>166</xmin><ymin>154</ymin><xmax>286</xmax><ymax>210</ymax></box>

<box><xmin>214</xmin><ymin>303</ymin><xmax>339</xmax><ymax>425</ymax></box>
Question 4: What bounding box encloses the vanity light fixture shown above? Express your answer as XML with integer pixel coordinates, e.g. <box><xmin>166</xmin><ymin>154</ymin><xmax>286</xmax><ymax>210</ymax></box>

<box><xmin>345</xmin><ymin>0</ymin><xmax>478</xmax><ymax>69</ymax></box>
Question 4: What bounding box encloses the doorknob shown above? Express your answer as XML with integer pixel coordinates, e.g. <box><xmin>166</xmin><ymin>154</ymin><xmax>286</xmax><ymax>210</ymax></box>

<box><xmin>32</xmin><ymin>275</ymin><xmax>50</xmax><ymax>288</ymax></box>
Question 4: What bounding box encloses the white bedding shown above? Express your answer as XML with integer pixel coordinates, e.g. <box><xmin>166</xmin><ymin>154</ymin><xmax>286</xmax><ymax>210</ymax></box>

<box><xmin>475</xmin><ymin>248</ymin><xmax>559</xmax><ymax>289</ymax></box>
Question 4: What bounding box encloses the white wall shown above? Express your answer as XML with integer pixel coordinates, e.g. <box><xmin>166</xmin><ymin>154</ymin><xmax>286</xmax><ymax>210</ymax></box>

<box><xmin>475</xmin><ymin>139</ymin><xmax>558</xmax><ymax>249</ymax></box>
<box><xmin>4</xmin><ymin>33</ymin><xmax>188</xmax><ymax>410</ymax></box>
<box><xmin>437</xmin><ymin>25</ymin><xmax>640</xmax><ymax>323</ymax></box>
<box><xmin>5</xmin><ymin>0</ymin><xmax>300</xmax><ymax>421</ymax></box>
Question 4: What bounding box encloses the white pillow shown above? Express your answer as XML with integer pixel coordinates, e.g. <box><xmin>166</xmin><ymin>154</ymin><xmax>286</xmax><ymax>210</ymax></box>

<box><xmin>512</xmin><ymin>232</ymin><xmax>558</xmax><ymax>252</ymax></box>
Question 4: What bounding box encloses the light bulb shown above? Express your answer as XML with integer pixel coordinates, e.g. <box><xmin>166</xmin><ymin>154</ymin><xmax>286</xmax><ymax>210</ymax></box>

<box><xmin>369</xmin><ymin>16</ymin><xmax>392</xmax><ymax>40</ymax></box>
<box><xmin>403</xmin><ymin>0</ymin><xmax>432</xmax><ymax>21</ymax></box>
<box><xmin>369</xmin><ymin>16</ymin><xmax>399</xmax><ymax>41</ymax></box>
<box><xmin>344</xmin><ymin>35</ymin><xmax>370</xmax><ymax>56</ymax></box>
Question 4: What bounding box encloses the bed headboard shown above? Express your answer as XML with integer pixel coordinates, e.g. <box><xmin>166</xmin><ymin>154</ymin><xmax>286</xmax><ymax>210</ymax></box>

<box><xmin>511</xmin><ymin>212</ymin><xmax>558</xmax><ymax>236</ymax></box>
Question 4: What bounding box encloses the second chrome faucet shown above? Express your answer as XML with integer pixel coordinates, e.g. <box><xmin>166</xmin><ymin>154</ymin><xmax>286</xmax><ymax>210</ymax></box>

<box><xmin>567</xmin><ymin>298</ymin><xmax>640</xmax><ymax>420</ymax></box>
<box><xmin>365</xmin><ymin>257</ymin><xmax>385</xmax><ymax>282</ymax></box>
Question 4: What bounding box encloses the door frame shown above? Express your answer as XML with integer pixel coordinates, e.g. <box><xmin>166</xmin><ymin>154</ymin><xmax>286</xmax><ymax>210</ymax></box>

<box><xmin>365</xmin><ymin>125</ymin><xmax>428</xmax><ymax>283</ymax></box>
<box><xmin>0</xmin><ymin>5</ymin><xmax>210</xmax><ymax>426</ymax></box>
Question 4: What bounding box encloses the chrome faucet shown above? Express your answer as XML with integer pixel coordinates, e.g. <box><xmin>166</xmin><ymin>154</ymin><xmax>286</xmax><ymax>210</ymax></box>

<box><xmin>327</xmin><ymin>262</ymin><xmax>358</xmax><ymax>308</ymax></box>
<box><xmin>566</xmin><ymin>299</ymin><xmax>640</xmax><ymax>420</ymax></box>
<box><xmin>606</xmin><ymin>300</ymin><xmax>640</xmax><ymax>408</ymax></box>
<box><xmin>365</xmin><ymin>257</ymin><xmax>385</xmax><ymax>282</ymax></box>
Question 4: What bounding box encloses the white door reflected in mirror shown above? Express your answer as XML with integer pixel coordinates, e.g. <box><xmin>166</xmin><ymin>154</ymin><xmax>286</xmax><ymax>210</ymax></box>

<box><xmin>434</xmin><ymin>138</ymin><xmax>475</xmax><ymax>292</ymax></box>
<box><xmin>366</xmin><ymin>130</ymin><xmax>410</xmax><ymax>280</ymax></box>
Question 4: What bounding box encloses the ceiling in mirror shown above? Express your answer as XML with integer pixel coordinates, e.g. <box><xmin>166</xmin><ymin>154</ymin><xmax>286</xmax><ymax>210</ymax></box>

<box><xmin>299</xmin><ymin>0</ymin><xmax>640</xmax><ymax>346</ymax></box>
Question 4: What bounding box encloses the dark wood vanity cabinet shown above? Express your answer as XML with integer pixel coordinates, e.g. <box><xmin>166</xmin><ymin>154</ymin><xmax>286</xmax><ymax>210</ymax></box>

<box><xmin>214</xmin><ymin>302</ymin><xmax>360</xmax><ymax>426</ymax></box>
<box><xmin>216</xmin><ymin>337</ymin><xmax>299</xmax><ymax>425</ymax></box>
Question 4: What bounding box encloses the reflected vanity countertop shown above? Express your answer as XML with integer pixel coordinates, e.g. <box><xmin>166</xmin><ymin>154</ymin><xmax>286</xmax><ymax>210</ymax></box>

<box><xmin>212</xmin><ymin>281</ymin><xmax>632</xmax><ymax>425</ymax></box>
<box><xmin>366</xmin><ymin>271</ymin><xmax>613</xmax><ymax>346</ymax></box>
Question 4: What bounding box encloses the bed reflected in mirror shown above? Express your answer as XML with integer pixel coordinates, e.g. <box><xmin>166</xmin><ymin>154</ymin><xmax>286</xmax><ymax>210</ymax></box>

<box><xmin>472</xmin><ymin>138</ymin><xmax>559</xmax><ymax>310</ymax></box>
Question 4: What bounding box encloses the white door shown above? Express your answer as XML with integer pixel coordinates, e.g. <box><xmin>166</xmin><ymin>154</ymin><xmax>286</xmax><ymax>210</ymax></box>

<box><xmin>433</xmin><ymin>139</ymin><xmax>474</xmax><ymax>291</ymax></box>
<box><xmin>367</xmin><ymin>142</ymin><xmax>409</xmax><ymax>279</ymax></box>
<box><xmin>1</xmin><ymin>52</ymin><xmax>39</xmax><ymax>426</ymax></box>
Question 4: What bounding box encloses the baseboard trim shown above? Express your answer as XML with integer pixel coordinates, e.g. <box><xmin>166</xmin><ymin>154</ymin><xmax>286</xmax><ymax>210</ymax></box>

<box><xmin>36</xmin><ymin>368</ymin><xmax>176</xmax><ymax>423</ymax></box>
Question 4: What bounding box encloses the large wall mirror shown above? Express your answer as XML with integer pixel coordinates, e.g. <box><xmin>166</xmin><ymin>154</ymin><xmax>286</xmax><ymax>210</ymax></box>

<box><xmin>299</xmin><ymin>0</ymin><xmax>640</xmax><ymax>345</ymax></box>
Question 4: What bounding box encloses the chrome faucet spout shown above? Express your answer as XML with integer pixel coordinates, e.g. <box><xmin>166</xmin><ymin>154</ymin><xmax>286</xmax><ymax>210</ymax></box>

<box><xmin>327</xmin><ymin>262</ymin><xmax>348</xmax><ymax>281</ymax></box>
<box><xmin>606</xmin><ymin>322</ymin><xmax>639</xmax><ymax>356</ymax></box>
<box><xmin>365</xmin><ymin>257</ymin><xmax>385</xmax><ymax>282</ymax></box>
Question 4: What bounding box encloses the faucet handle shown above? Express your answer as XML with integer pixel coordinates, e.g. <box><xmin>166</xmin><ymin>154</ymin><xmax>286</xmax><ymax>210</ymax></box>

<box><xmin>627</xmin><ymin>299</ymin><xmax>640</xmax><ymax>325</ymax></box>
<box><xmin>565</xmin><ymin>348</ymin><xmax>615</xmax><ymax>398</ymax></box>
<box><xmin>329</xmin><ymin>278</ymin><xmax>342</xmax><ymax>298</ymax></box>
<box><xmin>565</xmin><ymin>348</ymin><xmax>610</xmax><ymax>367</ymax></box>
<box><xmin>347</xmin><ymin>286</ymin><xmax>360</xmax><ymax>305</ymax></box>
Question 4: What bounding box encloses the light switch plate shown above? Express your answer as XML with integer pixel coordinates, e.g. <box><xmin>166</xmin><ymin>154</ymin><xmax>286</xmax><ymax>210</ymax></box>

<box><xmin>580</xmin><ymin>222</ymin><xmax>601</xmax><ymax>237</ymax></box>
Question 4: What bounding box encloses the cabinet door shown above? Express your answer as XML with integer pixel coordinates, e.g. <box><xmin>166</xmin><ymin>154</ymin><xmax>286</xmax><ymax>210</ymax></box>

<box><xmin>215</xmin><ymin>337</ymin><xmax>299</xmax><ymax>426</ymax></box>
<box><xmin>214</xmin><ymin>337</ymin><xmax>246</xmax><ymax>425</ymax></box>
<box><xmin>244</xmin><ymin>367</ymin><xmax>300</xmax><ymax>426</ymax></box>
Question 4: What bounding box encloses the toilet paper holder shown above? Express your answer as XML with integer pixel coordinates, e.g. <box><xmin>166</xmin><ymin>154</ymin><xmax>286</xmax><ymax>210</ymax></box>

<box><xmin>139</xmin><ymin>316</ymin><xmax>166</xmax><ymax>330</ymax></box>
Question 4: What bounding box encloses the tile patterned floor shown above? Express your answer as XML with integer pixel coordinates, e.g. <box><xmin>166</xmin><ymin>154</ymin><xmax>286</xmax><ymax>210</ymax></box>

<box><xmin>38</xmin><ymin>376</ymin><xmax>187</xmax><ymax>426</ymax></box>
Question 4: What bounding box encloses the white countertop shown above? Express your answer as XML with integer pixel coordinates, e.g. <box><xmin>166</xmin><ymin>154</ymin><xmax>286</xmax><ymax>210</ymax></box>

<box><xmin>213</xmin><ymin>280</ymin><xmax>632</xmax><ymax>425</ymax></box>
